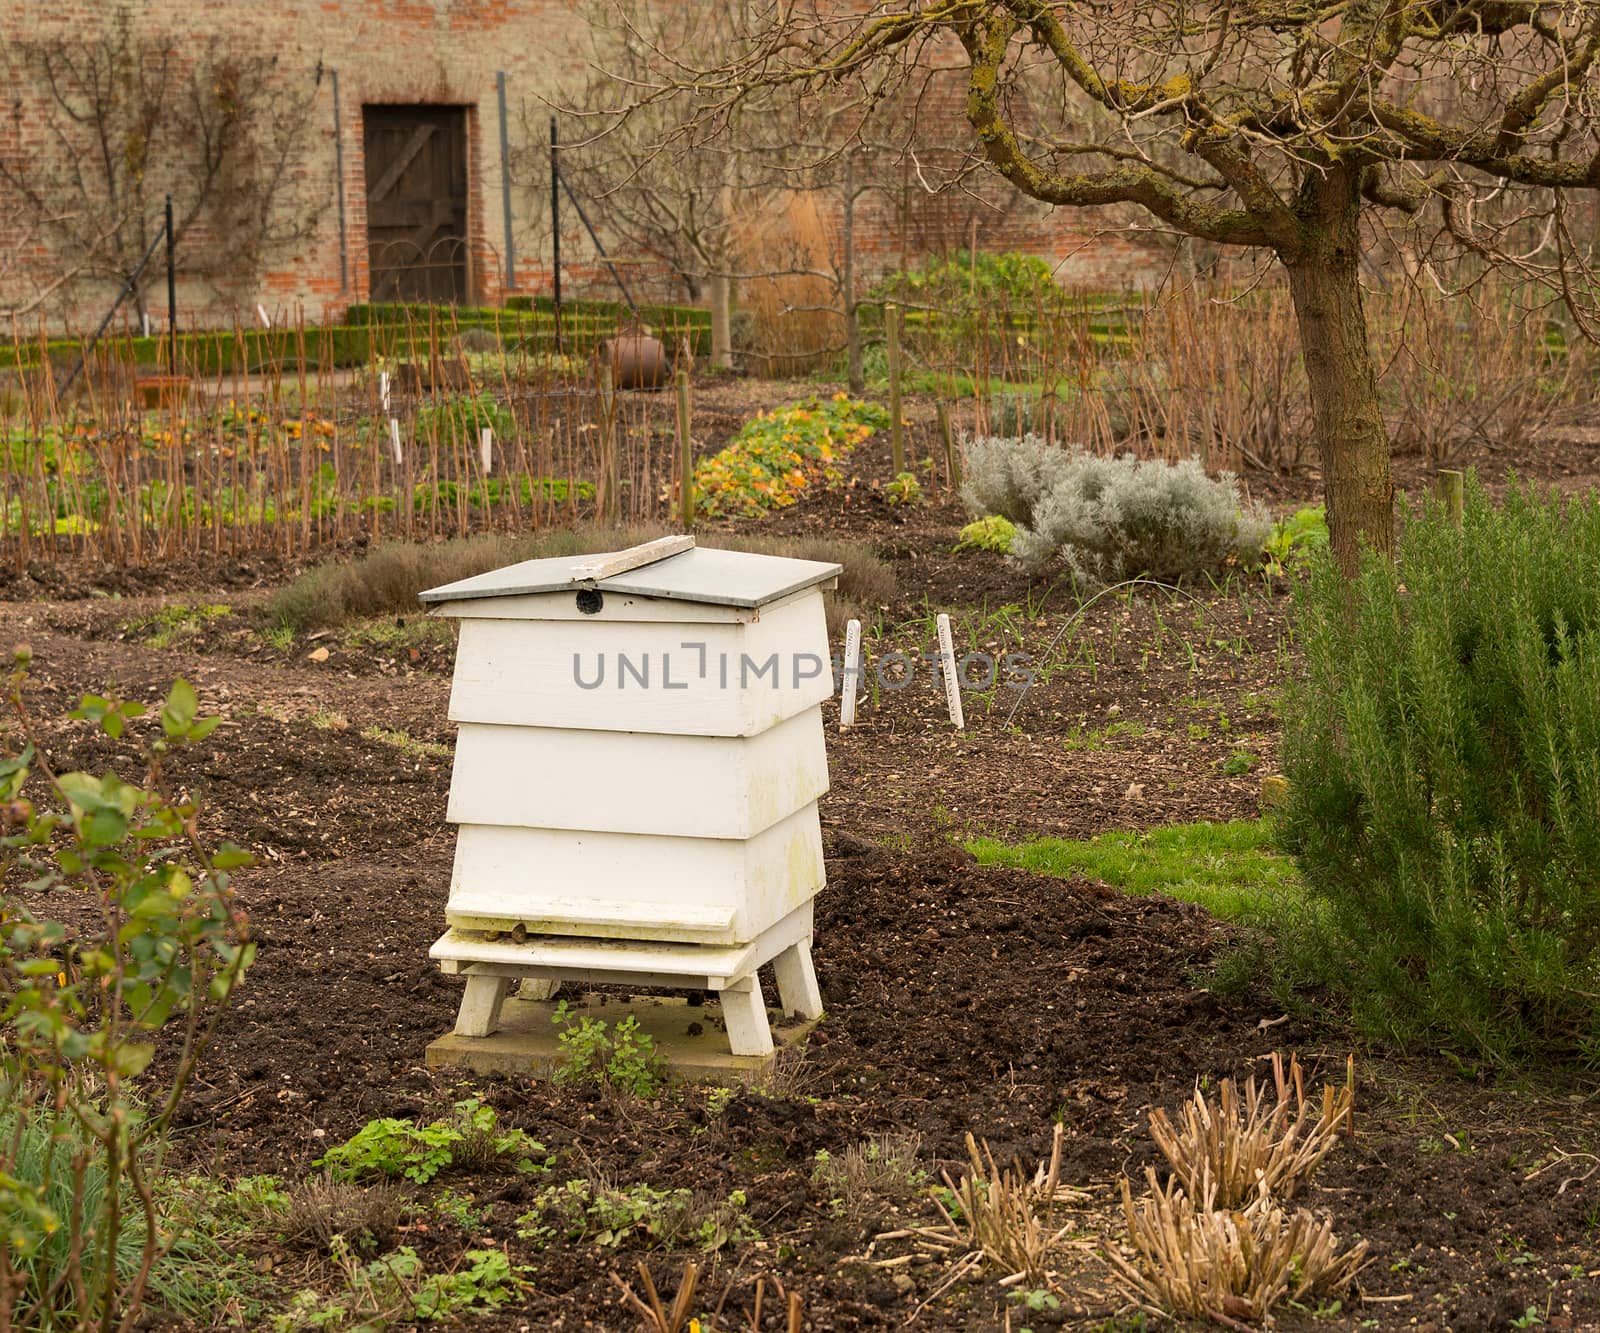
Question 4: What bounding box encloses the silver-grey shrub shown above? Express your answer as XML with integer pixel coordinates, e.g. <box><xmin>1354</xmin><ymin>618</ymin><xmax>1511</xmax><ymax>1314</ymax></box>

<box><xmin>960</xmin><ymin>436</ymin><xmax>1270</xmax><ymax>583</ymax></box>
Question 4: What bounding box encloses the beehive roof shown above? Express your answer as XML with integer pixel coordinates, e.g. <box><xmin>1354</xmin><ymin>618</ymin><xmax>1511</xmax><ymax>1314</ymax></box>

<box><xmin>419</xmin><ymin>538</ymin><xmax>841</xmax><ymax>610</ymax></box>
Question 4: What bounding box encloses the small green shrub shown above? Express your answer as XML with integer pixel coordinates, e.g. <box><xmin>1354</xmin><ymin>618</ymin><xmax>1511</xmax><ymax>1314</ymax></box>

<box><xmin>871</xmin><ymin>250</ymin><xmax>1065</xmax><ymax>314</ymax></box>
<box><xmin>885</xmin><ymin>471</ymin><xmax>922</xmax><ymax>506</ymax></box>
<box><xmin>550</xmin><ymin>1002</ymin><xmax>663</xmax><ymax>1097</ymax></box>
<box><xmin>955</xmin><ymin>514</ymin><xmax>1018</xmax><ymax>554</ymax></box>
<box><xmin>961</xmin><ymin>436</ymin><xmax>1270</xmax><ymax>583</ymax></box>
<box><xmin>316</xmin><ymin>1100</ymin><xmax>548</xmax><ymax>1183</ymax></box>
<box><xmin>1</xmin><ymin>670</ymin><xmax>254</xmax><ymax>1330</ymax></box>
<box><xmin>1279</xmin><ymin>475</ymin><xmax>1600</xmax><ymax>1065</ymax></box>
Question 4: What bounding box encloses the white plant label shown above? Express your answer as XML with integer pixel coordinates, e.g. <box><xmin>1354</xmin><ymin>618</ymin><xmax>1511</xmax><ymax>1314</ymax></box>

<box><xmin>480</xmin><ymin>426</ymin><xmax>493</xmax><ymax>475</ymax></box>
<box><xmin>379</xmin><ymin>371</ymin><xmax>391</xmax><ymax>413</ymax></box>
<box><xmin>256</xmin><ymin>303</ymin><xmax>272</xmax><ymax>329</ymax></box>
<box><xmin>937</xmin><ymin>613</ymin><xmax>965</xmax><ymax>730</ymax></box>
<box><xmin>388</xmin><ymin>416</ymin><xmax>403</xmax><ymax>464</ymax></box>
<box><xmin>840</xmin><ymin>618</ymin><xmax>863</xmax><ymax>729</ymax></box>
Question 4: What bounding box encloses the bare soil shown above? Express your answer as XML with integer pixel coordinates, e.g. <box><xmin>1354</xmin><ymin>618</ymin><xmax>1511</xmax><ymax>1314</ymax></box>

<box><xmin>2</xmin><ymin>402</ymin><xmax>1598</xmax><ymax>1332</ymax></box>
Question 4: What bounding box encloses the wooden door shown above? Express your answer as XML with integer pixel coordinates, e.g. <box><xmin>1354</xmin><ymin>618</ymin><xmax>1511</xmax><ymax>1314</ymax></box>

<box><xmin>363</xmin><ymin>106</ymin><xmax>469</xmax><ymax>303</ymax></box>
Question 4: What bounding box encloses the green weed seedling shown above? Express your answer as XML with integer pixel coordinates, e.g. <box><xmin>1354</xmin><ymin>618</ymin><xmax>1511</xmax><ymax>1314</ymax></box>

<box><xmin>551</xmin><ymin>1000</ymin><xmax>664</xmax><ymax>1096</ymax></box>
<box><xmin>1063</xmin><ymin>718</ymin><xmax>1145</xmax><ymax>752</ymax></box>
<box><xmin>1222</xmin><ymin>750</ymin><xmax>1259</xmax><ymax>777</ymax></box>
<box><xmin>433</xmin><ymin>1188</ymin><xmax>490</xmax><ymax>1234</ymax></box>
<box><xmin>271</xmin><ymin>1238</ymin><xmax>528</xmax><ymax>1329</ymax></box>
<box><xmin>316</xmin><ymin>1099</ymin><xmax>549</xmax><ymax>1183</ymax></box>
<box><xmin>518</xmin><ymin>1179</ymin><xmax>756</xmax><ymax>1251</ymax></box>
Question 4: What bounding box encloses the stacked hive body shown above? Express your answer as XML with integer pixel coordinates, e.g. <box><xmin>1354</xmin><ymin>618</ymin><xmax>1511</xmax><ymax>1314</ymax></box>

<box><xmin>421</xmin><ymin>536</ymin><xmax>836</xmax><ymax>1057</ymax></box>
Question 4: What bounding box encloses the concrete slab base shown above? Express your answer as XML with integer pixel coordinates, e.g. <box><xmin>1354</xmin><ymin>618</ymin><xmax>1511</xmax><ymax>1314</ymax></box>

<box><xmin>425</xmin><ymin>991</ymin><xmax>820</xmax><ymax>1085</ymax></box>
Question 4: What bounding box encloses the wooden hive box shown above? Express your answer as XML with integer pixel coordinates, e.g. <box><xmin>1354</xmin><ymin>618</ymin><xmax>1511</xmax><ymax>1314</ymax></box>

<box><xmin>419</xmin><ymin>536</ymin><xmax>838</xmax><ymax>1060</ymax></box>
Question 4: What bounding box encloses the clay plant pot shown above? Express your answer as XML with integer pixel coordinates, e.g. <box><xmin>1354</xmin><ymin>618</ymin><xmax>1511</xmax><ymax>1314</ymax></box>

<box><xmin>601</xmin><ymin>329</ymin><xmax>669</xmax><ymax>391</ymax></box>
<box><xmin>133</xmin><ymin>374</ymin><xmax>191</xmax><ymax>410</ymax></box>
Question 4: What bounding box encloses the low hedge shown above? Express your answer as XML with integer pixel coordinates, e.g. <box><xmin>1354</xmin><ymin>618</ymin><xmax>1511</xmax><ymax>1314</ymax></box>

<box><xmin>1</xmin><ymin>299</ymin><xmax>713</xmax><ymax>373</ymax></box>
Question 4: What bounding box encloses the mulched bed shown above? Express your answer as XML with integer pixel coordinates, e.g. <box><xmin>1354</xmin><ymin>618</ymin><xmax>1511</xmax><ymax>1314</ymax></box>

<box><xmin>3</xmin><ymin>405</ymin><xmax>1599</xmax><ymax>1330</ymax></box>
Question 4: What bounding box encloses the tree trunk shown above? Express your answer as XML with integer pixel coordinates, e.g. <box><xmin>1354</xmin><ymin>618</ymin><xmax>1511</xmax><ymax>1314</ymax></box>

<box><xmin>1284</xmin><ymin>209</ymin><xmax>1394</xmax><ymax>575</ymax></box>
<box><xmin>707</xmin><ymin>272</ymin><xmax>733</xmax><ymax>371</ymax></box>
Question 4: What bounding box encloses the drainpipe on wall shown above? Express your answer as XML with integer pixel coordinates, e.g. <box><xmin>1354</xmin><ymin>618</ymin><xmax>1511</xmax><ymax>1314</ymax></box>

<box><xmin>497</xmin><ymin>72</ymin><xmax>516</xmax><ymax>294</ymax></box>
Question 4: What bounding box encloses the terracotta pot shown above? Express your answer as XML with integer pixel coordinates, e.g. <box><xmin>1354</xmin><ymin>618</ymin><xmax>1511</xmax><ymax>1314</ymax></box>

<box><xmin>602</xmin><ymin>331</ymin><xmax>668</xmax><ymax>391</ymax></box>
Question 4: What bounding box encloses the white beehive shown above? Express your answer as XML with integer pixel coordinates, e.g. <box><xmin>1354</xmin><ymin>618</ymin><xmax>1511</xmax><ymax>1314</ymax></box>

<box><xmin>420</xmin><ymin>535</ymin><xmax>837</xmax><ymax>1058</ymax></box>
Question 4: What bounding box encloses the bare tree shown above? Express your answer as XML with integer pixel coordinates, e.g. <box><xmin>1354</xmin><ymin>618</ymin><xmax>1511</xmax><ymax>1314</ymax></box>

<box><xmin>632</xmin><ymin>1</ymin><xmax>1600</xmax><ymax>572</ymax></box>
<box><xmin>0</xmin><ymin>6</ymin><xmax>323</xmax><ymax>326</ymax></box>
<box><xmin>541</xmin><ymin>0</ymin><xmax>822</xmax><ymax>368</ymax></box>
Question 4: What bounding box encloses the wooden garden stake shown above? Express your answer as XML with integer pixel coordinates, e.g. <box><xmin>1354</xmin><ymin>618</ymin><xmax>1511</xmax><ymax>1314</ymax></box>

<box><xmin>885</xmin><ymin>301</ymin><xmax>905</xmax><ymax>475</ymax></box>
<box><xmin>1433</xmin><ymin>467</ymin><xmax>1464</xmax><ymax>526</ymax></box>
<box><xmin>936</xmin><ymin>613</ymin><xmax>965</xmax><ymax>730</ymax></box>
<box><xmin>840</xmin><ymin>617</ymin><xmax>863</xmax><ymax>729</ymax></box>
<box><xmin>675</xmin><ymin>368</ymin><xmax>694</xmax><ymax>528</ymax></box>
<box><xmin>597</xmin><ymin>360</ymin><xmax>619</xmax><ymax>523</ymax></box>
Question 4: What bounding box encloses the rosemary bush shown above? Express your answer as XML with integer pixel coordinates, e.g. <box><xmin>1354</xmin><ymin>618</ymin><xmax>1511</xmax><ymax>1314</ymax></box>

<box><xmin>1279</xmin><ymin>476</ymin><xmax>1600</xmax><ymax>1066</ymax></box>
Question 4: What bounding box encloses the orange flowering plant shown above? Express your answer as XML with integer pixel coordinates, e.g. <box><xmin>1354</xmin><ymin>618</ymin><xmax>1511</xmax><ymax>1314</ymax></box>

<box><xmin>693</xmin><ymin>395</ymin><xmax>888</xmax><ymax>519</ymax></box>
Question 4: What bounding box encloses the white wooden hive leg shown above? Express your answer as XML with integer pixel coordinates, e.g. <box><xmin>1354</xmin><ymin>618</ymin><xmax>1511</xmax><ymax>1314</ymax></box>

<box><xmin>718</xmin><ymin>975</ymin><xmax>774</xmax><ymax>1057</ymax></box>
<box><xmin>772</xmin><ymin>936</ymin><xmax>823</xmax><ymax>1021</ymax></box>
<box><xmin>455</xmin><ymin>973</ymin><xmax>511</xmax><ymax>1037</ymax></box>
<box><xmin>517</xmin><ymin>977</ymin><xmax>561</xmax><ymax>1001</ymax></box>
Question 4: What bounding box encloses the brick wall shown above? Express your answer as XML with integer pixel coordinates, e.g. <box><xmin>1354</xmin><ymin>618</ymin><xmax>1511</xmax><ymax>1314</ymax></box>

<box><xmin>0</xmin><ymin>0</ymin><xmax>1171</xmax><ymax>335</ymax></box>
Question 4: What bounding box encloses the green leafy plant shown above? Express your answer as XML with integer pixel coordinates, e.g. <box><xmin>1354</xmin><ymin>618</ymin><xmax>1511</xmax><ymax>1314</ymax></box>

<box><xmin>411</xmin><ymin>1248</ymin><xmax>530</xmax><ymax>1320</ymax></box>
<box><xmin>1262</xmin><ymin>505</ymin><xmax>1328</xmax><ymax>575</ymax></box>
<box><xmin>885</xmin><ymin>471</ymin><xmax>923</xmax><ymax>506</ymax></box>
<box><xmin>270</xmin><ymin>1238</ymin><xmax>422</xmax><ymax>1331</ymax></box>
<box><xmin>518</xmin><ymin>1180</ymin><xmax>756</xmax><ymax>1251</ymax></box>
<box><xmin>316</xmin><ymin>1099</ymin><xmax>548</xmax><ymax>1184</ymax></box>
<box><xmin>693</xmin><ymin>395</ymin><xmax>889</xmax><ymax>519</ymax></box>
<box><xmin>0</xmin><ymin>666</ymin><xmax>254</xmax><ymax>1329</ymax></box>
<box><xmin>1223</xmin><ymin>750</ymin><xmax>1260</xmax><ymax>777</ymax></box>
<box><xmin>1279</xmin><ymin>475</ymin><xmax>1600</xmax><ymax>1065</ymax></box>
<box><xmin>550</xmin><ymin>1001</ymin><xmax>664</xmax><ymax>1097</ymax></box>
<box><xmin>955</xmin><ymin>514</ymin><xmax>1017</xmax><ymax>554</ymax></box>
<box><xmin>871</xmin><ymin>250</ymin><xmax>1066</xmax><ymax>317</ymax></box>
<box><xmin>413</xmin><ymin>391</ymin><xmax>514</xmax><ymax>444</ymax></box>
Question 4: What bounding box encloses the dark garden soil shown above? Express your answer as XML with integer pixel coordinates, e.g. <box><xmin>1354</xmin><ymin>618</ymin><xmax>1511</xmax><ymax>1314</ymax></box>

<box><xmin>2</xmin><ymin>404</ymin><xmax>1599</xmax><ymax>1331</ymax></box>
